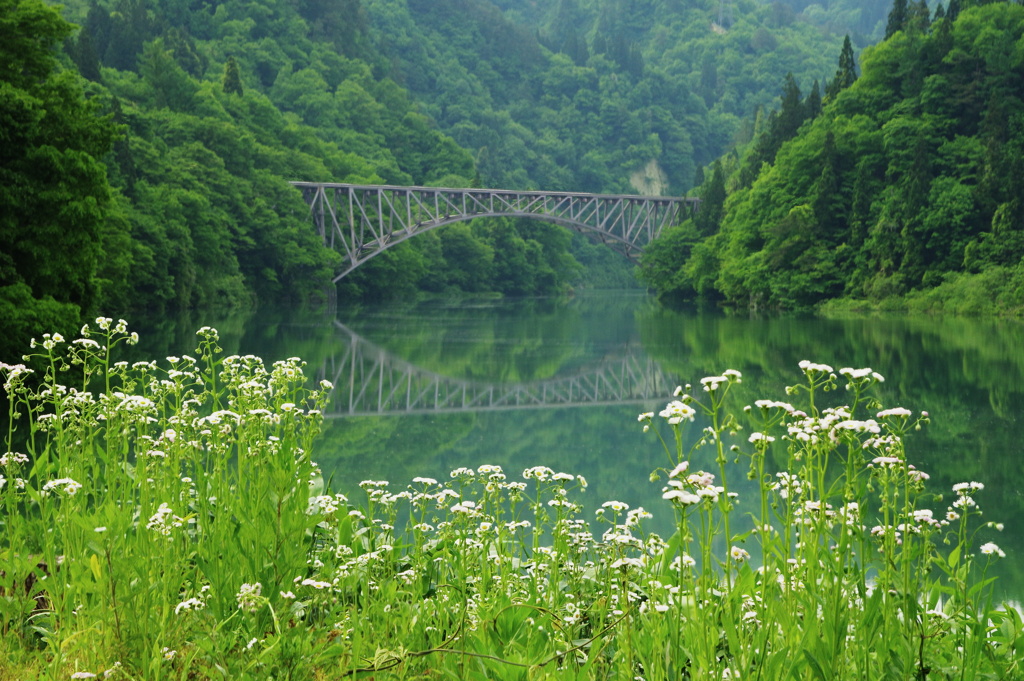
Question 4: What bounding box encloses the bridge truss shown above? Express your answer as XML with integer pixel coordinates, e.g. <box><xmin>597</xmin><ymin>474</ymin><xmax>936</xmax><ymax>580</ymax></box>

<box><xmin>291</xmin><ymin>182</ymin><xmax>699</xmax><ymax>282</ymax></box>
<box><xmin>319</xmin><ymin>321</ymin><xmax>679</xmax><ymax>417</ymax></box>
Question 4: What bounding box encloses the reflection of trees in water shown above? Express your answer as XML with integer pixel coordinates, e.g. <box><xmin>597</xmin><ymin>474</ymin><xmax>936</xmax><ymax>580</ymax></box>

<box><xmin>638</xmin><ymin>307</ymin><xmax>1024</xmax><ymax>600</ymax></box>
<box><xmin>340</xmin><ymin>294</ymin><xmax>646</xmax><ymax>383</ymax></box>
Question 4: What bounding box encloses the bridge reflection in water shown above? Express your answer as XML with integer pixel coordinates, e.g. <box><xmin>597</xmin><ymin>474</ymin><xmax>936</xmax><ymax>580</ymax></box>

<box><xmin>319</xmin><ymin>321</ymin><xmax>679</xmax><ymax>418</ymax></box>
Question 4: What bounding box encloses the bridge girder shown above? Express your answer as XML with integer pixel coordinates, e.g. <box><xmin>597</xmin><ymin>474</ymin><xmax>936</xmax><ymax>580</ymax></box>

<box><xmin>291</xmin><ymin>183</ymin><xmax>700</xmax><ymax>281</ymax></box>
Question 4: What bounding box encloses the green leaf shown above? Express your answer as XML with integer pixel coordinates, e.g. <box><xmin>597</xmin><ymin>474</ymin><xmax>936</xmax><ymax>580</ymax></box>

<box><xmin>803</xmin><ymin>648</ymin><xmax>827</xmax><ymax>681</ymax></box>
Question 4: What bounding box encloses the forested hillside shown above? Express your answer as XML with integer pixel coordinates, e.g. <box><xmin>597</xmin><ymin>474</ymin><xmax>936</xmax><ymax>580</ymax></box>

<box><xmin>365</xmin><ymin>0</ymin><xmax>850</xmax><ymax>194</ymax></box>
<box><xmin>640</xmin><ymin>2</ymin><xmax>1024</xmax><ymax>315</ymax></box>
<box><xmin>3</xmin><ymin>0</ymin><xmax>904</xmax><ymax>358</ymax></box>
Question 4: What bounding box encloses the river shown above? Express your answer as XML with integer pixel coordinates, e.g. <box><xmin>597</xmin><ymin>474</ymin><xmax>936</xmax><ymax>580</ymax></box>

<box><xmin>131</xmin><ymin>290</ymin><xmax>1024</xmax><ymax>602</ymax></box>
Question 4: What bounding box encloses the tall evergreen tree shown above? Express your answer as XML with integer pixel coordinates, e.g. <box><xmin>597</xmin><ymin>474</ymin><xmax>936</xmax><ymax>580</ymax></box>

<box><xmin>947</xmin><ymin>0</ymin><xmax>962</xmax><ymax>22</ymax></box>
<box><xmin>83</xmin><ymin>1</ymin><xmax>111</xmax><ymax>65</ymax></box>
<box><xmin>108</xmin><ymin>96</ymin><xmax>137</xmax><ymax>197</ymax></box>
<box><xmin>908</xmin><ymin>0</ymin><xmax>931</xmax><ymax>33</ymax></box>
<box><xmin>72</xmin><ymin>29</ymin><xmax>102</xmax><ymax>81</ymax></box>
<box><xmin>774</xmin><ymin>73</ymin><xmax>805</xmax><ymax>142</ymax></box>
<box><xmin>223</xmin><ymin>56</ymin><xmax>243</xmax><ymax>96</ymax></box>
<box><xmin>886</xmin><ymin>0</ymin><xmax>908</xmax><ymax>38</ymax></box>
<box><xmin>805</xmin><ymin>79</ymin><xmax>822</xmax><ymax>118</ymax></box>
<box><xmin>104</xmin><ymin>0</ymin><xmax>150</xmax><ymax>70</ymax></box>
<box><xmin>812</xmin><ymin>131</ymin><xmax>845</xmax><ymax>241</ymax></box>
<box><xmin>695</xmin><ymin>160</ymin><xmax>726</xmax><ymax>236</ymax></box>
<box><xmin>165</xmin><ymin>27</ymin><xmax>204</xmax><ymax>77</ymax></box>
<box><xmin>553</xmin><ymin>0</ymin><xmax>581</xmax><ymax>48</ymax></box>
<box><xmin>825</xmin><ymin>35</ymin><xmax>857</xmax><ymax>100</ymax></box>
<box><xmin>699</xmin><ymin>53</ymin><xmax>718</xmax><ymax>107</ymax></box>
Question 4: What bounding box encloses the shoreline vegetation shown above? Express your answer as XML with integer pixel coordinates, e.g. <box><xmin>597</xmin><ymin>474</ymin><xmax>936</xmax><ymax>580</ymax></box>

<box><xmin>816</xmin><ymin>264</ymin><xmax>1024</xmax><ymax>318</ymax></box>
<box><xmin>2</xmin><ymin>320</ymin><xmax>1020</xmax><ymax>679</ymax></box>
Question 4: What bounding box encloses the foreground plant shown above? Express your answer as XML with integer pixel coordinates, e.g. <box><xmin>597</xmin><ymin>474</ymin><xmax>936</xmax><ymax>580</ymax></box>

<box><xmin>1</xmin><ymin>320</ymin><xmax>330</xmax><ymax>679</ymax></box>
<box><xmin>1</xmin><ymin>324</ymin><xmax>1021</xmax><ymax>680</ymax></box>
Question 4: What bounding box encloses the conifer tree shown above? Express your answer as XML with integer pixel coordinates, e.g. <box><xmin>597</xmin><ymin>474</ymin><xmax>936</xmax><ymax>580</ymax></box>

<box><xmin>908</xmin><ymin>0</ymin><xmax>931</xmax><ymax>33</ymax></box>
<box><xmin>825</xmin><ymin>35</ymin><xmax>857</xmax><ymax>100</ymax></box>
<box><xmin>813</xmin><ymin>131</ymin><xmax>844</xmax><ymax>241</ymax></box>
<box><xmin>947</xmin><ymin>0</ymin><xmax>961</xmax><ymax>22</ymax></box>
<box><xmin>72</xmin><ymin>29</ymin><xmax>102</xmax><ymax>81</ymax></box>
<box><xmin>700</xmin><ymin>54</ymin><xmax>718</xmax><ymax>106</ymax></box>
<box><xmin>886</xmin><ymin>0</ymin><xmax>908</xmax><ymax>38</ymax></box>
<box><xmin>223</xmin><ymin>56</ymin><xmax>243</xmax><ymax>96</ymax></box>
<box><xmin>774</xmin><ymin>73</ymin><xmax>805</xmax><ymax>141</ymax></box>
<box><xmin>695</xmin><ymin>160</ymin><xmax>726</xmax><ymax>237</ymax></box>
<box><xmin>805</xmin><ymin>79</ymin><xmax>822</xmax><ymax>119</ymax></box>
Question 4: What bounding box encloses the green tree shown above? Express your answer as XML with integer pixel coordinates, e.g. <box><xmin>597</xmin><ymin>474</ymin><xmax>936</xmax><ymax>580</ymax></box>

<box><xmin>223</xmin><ymin>56</ymin><xmax>244</xmax><ymax>96</ymax></box>
<box><xmin>805</xmin><ymin>79</ymin><xmax>822</xmax><ymax>119</ymax></box>
<box><xmin>825</xmin><ymin>35</ymin><xmax>858</xmax><ymax>100</ymax></box>
<box><xmin>694</xmin><ymin>160</ymin><xmax>727</xmax><ymax>237</ymax></box>
<box><xmin>440</xmin><ymin>223</ymin><xmax>495</xmax><ymax>292</ymax></box>
<box><xmin>775</xmin><ymin>73</ymin><xmax>806</xmax><ymax>141</ymax></box>
<box><xmin>103</xmin><ymin>0</ymin><xmax>150</xmax><ymax>70</ymax></box>
<box><xmin>71</xmin><ymin>28</ymin><xmax>103</xmax><ymax>81</ymax></box>
<box><xmin>907</xmin><ymin>0</ymin><xmax>932</xmax><ymax>33</ymax></box>
<box><xmin>637</xmin><ymin>221</ymin><xmax>703</xmax><ymax>302</ymax></box>
<box><xmin>0</xmin><ymin>0</ymin><xmax>118</xmax><ymax>355</ymax></box>
<box><xmin>811</xmin><ymin>130</ymin><xmax>846</xmax><ymax>242</ymax></box>
<box><xmin>947</xmin><ymin>0</ymin><xmax>962</xmax><ymax>22</ymax></box>
<box><xmin>140</xmin><ymin>39</ymin><xmax>198</xmax><ymax>110</ymax></box>
<box><xmin>886</xmin><ymin>0</ymin><xmax>909</xmax><ymax>38</ymax></box>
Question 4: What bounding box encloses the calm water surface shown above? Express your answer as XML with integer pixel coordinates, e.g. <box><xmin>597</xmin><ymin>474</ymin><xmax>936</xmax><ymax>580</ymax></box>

<box><xmin>135</xmin><ymin>291</ymin><xmax>1024</xmax><ymax>600</ymax></box>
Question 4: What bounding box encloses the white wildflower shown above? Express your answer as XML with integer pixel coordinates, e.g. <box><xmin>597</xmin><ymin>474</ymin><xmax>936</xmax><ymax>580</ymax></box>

<box><xmin>980</xmin><ymin>542</ymin><xmax>1005</xmax><ymax>558</ymax></box>
<box><xmin>236</xmin><ymin>582</ymin><xmax>263</xmax><ymax>612</ymax></box>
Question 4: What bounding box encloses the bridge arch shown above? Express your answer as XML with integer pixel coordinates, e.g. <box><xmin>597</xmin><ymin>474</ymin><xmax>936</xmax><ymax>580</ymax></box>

<box><xmin>292</xmin><ymin>182</ymin><xmax>699</xmax><ymax>282</ymax></box>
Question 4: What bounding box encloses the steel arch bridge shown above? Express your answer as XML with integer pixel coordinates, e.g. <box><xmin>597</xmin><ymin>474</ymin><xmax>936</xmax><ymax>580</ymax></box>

<box><xmin>291</xmin><ymin>182</ymin><xmax>700</xmax><ymax>282</ymax></box>
<box><xmin>318</xmin><ymin>321</ymin><xmax>679</xmax><ymax>417</ymax></box>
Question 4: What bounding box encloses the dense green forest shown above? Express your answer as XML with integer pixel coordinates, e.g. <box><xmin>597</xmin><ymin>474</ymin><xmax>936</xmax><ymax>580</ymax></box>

<box><xmin>366</xmin><ymin>0</ymin><xmax>851</xmax><ymax>193</ymax></box>
<box><xmin>2</xmin><ymin>0</ymin><xmax>877</xmax><ymax>359</ymax></box>
<box><xmin>640</xmin><ymin>1</ymin><xmax>1024</xmax><ymax>315</ymax></box>
<box><xmin>8</xmin><ymin>0</ymin><xmax>1021</xmax><ymax>361</ymax></box>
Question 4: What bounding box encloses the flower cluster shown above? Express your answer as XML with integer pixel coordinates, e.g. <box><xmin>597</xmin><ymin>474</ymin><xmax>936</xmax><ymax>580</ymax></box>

<box><xmin>146</xmin><ymin>502</ymin><xmax>185</xmax><ymax>537</ymax></box>
<box><xmin>42</xmin><ymin>477</ymin><xmax>83</xmax><ymax>496</ymax></box>
<box><xmin>236</xmin><ymin>582</ymin><xmax>264</xmax><ymax>613</ymax></box>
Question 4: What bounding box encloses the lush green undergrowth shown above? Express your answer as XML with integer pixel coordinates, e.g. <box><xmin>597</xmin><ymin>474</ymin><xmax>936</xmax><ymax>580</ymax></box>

<box><xmin>818</xmin><ymin>264</ymin><xmax>1024</xmax><ymax>318</ymax></box>
<box><xmin>2</xmin><ymin>321</ymin><xmax>1022</xmax><ymax>679</ymax></box>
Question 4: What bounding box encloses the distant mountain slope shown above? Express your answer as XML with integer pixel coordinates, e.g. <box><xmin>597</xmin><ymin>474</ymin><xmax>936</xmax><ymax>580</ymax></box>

<box><xmin>363</xmin><ymin>0</ymin><xmax>850</xmax><ymax>194</ymax></box>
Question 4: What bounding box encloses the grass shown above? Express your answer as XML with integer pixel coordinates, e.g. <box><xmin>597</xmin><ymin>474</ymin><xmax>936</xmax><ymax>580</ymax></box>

<box><xmin>1</xmin><ymin>320</ymin><xmax>1022</xmax><ymax>679</ymax></box>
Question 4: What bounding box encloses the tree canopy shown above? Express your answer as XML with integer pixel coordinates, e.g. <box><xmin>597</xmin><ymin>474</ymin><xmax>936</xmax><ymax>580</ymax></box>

<box><xmin>0</xmin><ymin>0</ymin><xmax>118</xmax><ymax>348</ymax></box>
<box><xmin>640</xmin><ymin>2</ymin><xmax>1024</xmax><ymax>314</ymax></box>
